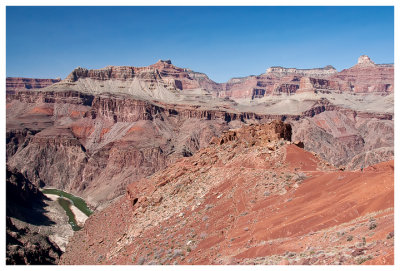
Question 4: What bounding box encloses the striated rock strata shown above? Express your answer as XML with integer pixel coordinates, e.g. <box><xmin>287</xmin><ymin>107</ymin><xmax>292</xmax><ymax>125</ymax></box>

<box><xmin>7</xmin><ymin>85</ymin><xmax>393</xmax><ymax>207</ymax></box>
<box><xmin>6</xmin><ymin>77</ymin><xmax>61</xmax><ymax>94</ymax></box>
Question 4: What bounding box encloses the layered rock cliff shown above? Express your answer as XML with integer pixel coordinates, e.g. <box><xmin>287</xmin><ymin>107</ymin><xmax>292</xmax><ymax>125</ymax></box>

<box><xmin>6</xmin><ymin>77</ymin><xmax>61</xmax><ymax>94</ymax></box>
<box><xmin>266</xmin><ymin>65</ymin><xmax>337</xmax><ymax>77</ymax></box>
<box><xmin>7</xmin><ymin>78</ymin><xmax>393</xmax><ymax>207</ymax></box>
<box><xmin>213</xmin><ymin>56</ymin><xmax>393</xmax><ymax>99</ymax></box>
<box><xmin>330</xmin><ymin>55</ymin><xmax>394</xmax><ymax>93</ymax></box>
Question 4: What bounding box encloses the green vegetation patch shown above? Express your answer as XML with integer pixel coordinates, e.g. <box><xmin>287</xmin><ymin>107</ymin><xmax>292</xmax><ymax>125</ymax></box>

<box><xmin>57</xmin><ymin>197</ymin><xmax>82</xmax><ymax>231</ymax></box>
<box><xmin>42</xmin><ymin>188</ymin><xmax>93</xmax><ymax>216</ymax></box>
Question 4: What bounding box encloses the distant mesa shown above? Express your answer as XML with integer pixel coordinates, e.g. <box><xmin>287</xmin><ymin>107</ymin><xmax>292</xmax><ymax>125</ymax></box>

<box><xmin>7</xmin><ymin>54</ymin><xmax>393</xmax><ymax>100</ymax></box>
<box><xmin>265</xmin><ymin>65</ymin><xmax>338</xmax><ymax>77</ymax></box>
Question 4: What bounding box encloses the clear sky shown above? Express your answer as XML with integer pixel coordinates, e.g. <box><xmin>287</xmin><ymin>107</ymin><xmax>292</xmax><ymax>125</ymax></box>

<box><xmin>6</xmin><ymin>6</ymin><xmax>394</xmax><ymax>83</ymax></box>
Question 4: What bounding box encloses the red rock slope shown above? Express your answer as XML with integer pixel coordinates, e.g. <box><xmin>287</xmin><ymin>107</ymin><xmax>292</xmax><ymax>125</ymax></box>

<box><xmin>60</xmin><ymin>121</ymin><xmax>393</xmax><ymax>265</ymax></box>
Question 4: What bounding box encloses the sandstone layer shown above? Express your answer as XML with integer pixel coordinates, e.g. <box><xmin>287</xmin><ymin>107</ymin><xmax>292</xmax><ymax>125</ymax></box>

<box><xmin>6</xmin><ymin>77</ymin><xmax>61</xmax><ymax>94</ymax></box>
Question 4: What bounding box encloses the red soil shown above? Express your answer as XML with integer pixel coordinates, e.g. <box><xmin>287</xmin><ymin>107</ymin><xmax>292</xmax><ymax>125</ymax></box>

<box><xmin>28</xmin><ymin>106</ymin><xmax>54</xmax><ymax>115</ymax></box>
<box><xmin>71</xmin><ymin>125</ymin><xmax>94</xmax><ymax>139</ymax></box>
<box><xmin>61</xmin><ymin>126</ymin><xmax>394</xmax><ymax>264</ymax></box>
<box><xmin>60</xmin><ymin>123</ymin><xmax>394</xmax><ymax>265</ymax></box>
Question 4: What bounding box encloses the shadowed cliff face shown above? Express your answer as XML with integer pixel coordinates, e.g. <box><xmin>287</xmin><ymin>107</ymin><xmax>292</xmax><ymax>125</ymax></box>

<box><xmin>6</xmin><ymin>217</ymin><xmax>62</xmax><ymax>265</ymax></box>
<box><xmin>59</xmin><ymin>122</ymin><xmax>393</xmax><ymax>265</ymax></box>
<box><xmin>6</xmin><ymin>166</ymin><xmax>51</xmax><ymax>224</ymax></box>
<box><xmin>6</xmin><ymin>167</ymin><xmax>63</xmax><ymax>265</ymax></box>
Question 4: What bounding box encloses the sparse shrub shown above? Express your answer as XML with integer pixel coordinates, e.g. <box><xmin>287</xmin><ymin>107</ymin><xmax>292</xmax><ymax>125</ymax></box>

<box><xmin>347</xmin><ymin>235</ymin><xmax>353</xmax><ymax>241</ymax></box>
<box><xmin>200</xmin><ymin>232</ymin><xmax>207</xmax><ymax>239</ymax></box>
<box><xmin>138</xmin><ymin>256</ymin><xmax>147</xmax><ymax>265</ymax></box>
<box><xmin>96</xmin><ymin>255</ymin><xmax>104</xmax><ymax>263</ymax></box>
<box><xmin>295</xmin><ymin>172</ymin><xmax>307</xmax><ymax>183</ymax></box>
<box><xmin>386</xmin><ymin>232</ymin><xmax>394</xmax><ymax>239</ymax></box>
<box><xmin>154</xmin><ymin>249</ymin><xmax>164</xmax><ymax>259</ymax></box>
<box><xmin>369</xmin><ymin>222</ymin><xmax>377</xmax><ymax>230</ymax></box>
<box><xmin>173</xmin><ymin>249</ymin><xmax>183</xmax><ymax>259</ymax></box>
<box><xmin>356</xmin><ymin>255</ymin><xmax>372</xmax><ymax>264</ymax></box>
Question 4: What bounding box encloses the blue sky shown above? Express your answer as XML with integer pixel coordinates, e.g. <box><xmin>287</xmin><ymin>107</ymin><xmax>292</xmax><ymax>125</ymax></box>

<box><xmin>6</xmin><ymin>6</ymin><xmax>394</xmax><ymax>83</ymax></box>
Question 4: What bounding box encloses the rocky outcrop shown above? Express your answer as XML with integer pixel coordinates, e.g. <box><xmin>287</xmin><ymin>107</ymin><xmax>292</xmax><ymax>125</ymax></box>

<box><xmin>210</xmin><ymin>120</ymin><xmax>291</xmax><ymax>146</ymax></box>
<box><xmin>6</xmin><ymin>217</ymin><xmax>62</xmax><ymax>265</ymax></box>
<box><xmin>60</xmin><ymin>122</ymin><xmax>393</xmax><ymax>265</ymax></box>
<box><xmin>6</xmin><ymin>77</ymin><xmax>61</xmax><ymax>94</ymax></box>
<box><xmin>356</xmin><ymin>55</ymin><xmax>376</xmax><ymax>66</ymax></box>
